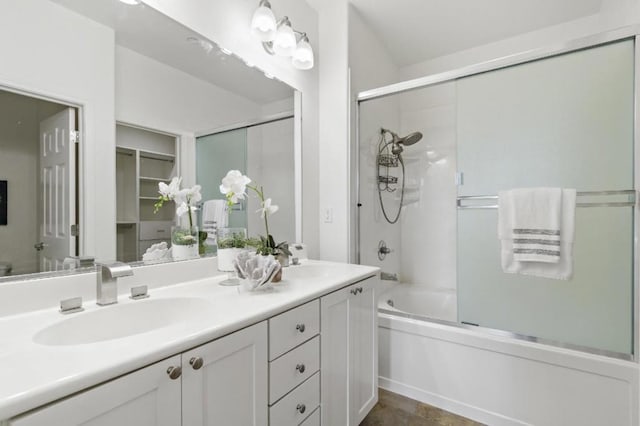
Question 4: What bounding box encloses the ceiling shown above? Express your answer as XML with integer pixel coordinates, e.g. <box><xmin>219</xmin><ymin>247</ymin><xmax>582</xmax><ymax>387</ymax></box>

<box><xmin>53</xmin><ymin>0</ymin><xmax>293</xmax><ymax>105</ymax></box>
<box><xmin>349</xmin><ymin>0</ymin><xmax>604</xmax><ymax>67</ymax></box>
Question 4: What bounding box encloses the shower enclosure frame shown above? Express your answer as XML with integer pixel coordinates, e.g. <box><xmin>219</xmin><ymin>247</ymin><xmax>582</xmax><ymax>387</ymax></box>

<box><xmin>354</xmin><ymin>25</ymin><xmax>640</xmax><ymax>360</ymax></box>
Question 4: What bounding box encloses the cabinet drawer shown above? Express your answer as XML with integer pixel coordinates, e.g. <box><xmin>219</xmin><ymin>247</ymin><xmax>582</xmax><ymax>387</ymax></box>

<box><xmin>300</xmin><ymin>407</ymin><xmax>320</xmax><ymax>426</ymax></box>
<box><xmin>269</xmin><ymin>336</ymin><xmax>320</xmax><ymax>404</ymax></box>
<box><xmin>139</xmin><ymin>221</ymin><xmax>172</xmax><ymax>241</ymax></box>
<box><xmin>270</xmin><ymin>372</ymin><xmax>320</xmax><ymax>426</ymax></box>
<box><xmin>269</xmin><ymin>300</ymin><xmax>319</xmax><ymax>360</ymax></box>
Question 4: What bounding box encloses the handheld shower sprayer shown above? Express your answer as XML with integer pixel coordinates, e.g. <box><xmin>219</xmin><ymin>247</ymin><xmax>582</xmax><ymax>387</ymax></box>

<box><xmin>377</xmin><ymin>127</ymin><xmax>424</xmax><ymax>224</ymax></box>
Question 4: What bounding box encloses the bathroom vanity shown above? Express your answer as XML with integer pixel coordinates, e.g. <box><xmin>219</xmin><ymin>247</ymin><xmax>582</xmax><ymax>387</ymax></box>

<box><xmin>0</xmin><ymin>259</ymin><xmax>379</xmax><ymax>425</ymax></box>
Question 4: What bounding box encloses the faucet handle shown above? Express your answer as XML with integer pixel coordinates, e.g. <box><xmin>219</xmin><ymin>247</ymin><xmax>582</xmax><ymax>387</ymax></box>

<box><xmin>60</xmin><ymin>297</ymin><xmax>84</xmax><ymax>314</ymax></box>
<box><xmin>130</xmin><ymin>285</ymin><xmax>149</xmax><ymax>300</ymax></box>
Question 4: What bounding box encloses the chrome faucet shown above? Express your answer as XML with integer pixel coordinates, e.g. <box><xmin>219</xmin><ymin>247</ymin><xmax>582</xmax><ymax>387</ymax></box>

<box><xmin>97</xmin><ymin>262</ymin><xmax>133</xmax><ymax>306</ymax></box>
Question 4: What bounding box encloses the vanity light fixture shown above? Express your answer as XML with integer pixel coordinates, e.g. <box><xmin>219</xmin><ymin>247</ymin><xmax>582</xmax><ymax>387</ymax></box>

<box><xmin>272</xmin><ymin>17</ymin><xmax>296</xmax><ymax>57</ymax></box>
<box><xmin>118</xmin><ymin>0</ymin><xmax>140</xmax><ymax>5</ymax></box>
<box><xmin>250</xmin><ymin>0</ymin><xmax>315</xmax><ymax>70</ymax></box>
<box><xmin>251</xmin><ymin>0</ymin><xmax>277</xmax><ymax>41</ymax></box>
<box><xmin>292</xmin><ymin>34</ymin><xmax>314</xmax><ymax>70</ymax></box>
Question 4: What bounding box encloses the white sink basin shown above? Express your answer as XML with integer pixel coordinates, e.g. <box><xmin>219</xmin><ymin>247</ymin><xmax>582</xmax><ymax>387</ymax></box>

<box><xmin>34</xmin><ymin>297</ymin><xmax>213</xmax><ymax>346</ymax></box>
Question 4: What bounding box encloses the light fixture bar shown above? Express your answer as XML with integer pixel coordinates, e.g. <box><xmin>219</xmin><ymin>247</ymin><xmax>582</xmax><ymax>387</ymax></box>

<box><xmin>251</xmin><ymin>1</ymin><xmax>314</xmax><ymax>70</ymax></box>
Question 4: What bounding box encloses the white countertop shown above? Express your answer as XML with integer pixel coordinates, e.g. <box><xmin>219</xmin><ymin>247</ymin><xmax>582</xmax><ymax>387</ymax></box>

<box><xmin>0</xmin><ymin>260</ymin><xmax>378</xmax><ymax>420</ymax></box>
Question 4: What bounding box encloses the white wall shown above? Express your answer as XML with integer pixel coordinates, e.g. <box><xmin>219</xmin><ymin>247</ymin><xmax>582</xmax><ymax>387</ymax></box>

<box><xmin>315</xmin><ymin>0</ymin><xmax>350</xmax><ymax>262</ymax></box>
<box><xmin>0</xmin><ymin>0</ymin><xmax>115</xmax><ymax>263</ymax></box>
<box><xmin>260</xmin><ymin>97</ymin><xmax>294</xmax><ymax>117</ymax></box>
<box><xmin>116</xmin><ymin>45</ymin><xmax>269</xmax><ymax>187</ymax></box>
<box><xmin>141</xmin><ymin>0</ymin><xmax>321</xmax><ymax>258</ymax></box>
<box><xmin>116</xmin><ymin>46</ymin><xmax>263</xmax><ymax>136</ymax></box>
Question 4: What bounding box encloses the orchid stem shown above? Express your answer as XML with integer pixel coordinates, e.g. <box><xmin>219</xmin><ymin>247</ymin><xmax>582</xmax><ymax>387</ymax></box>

<box><xmin>248</xmin><ymin>184</ymin><xmax>270</xmax><ymax>241</ymax></box>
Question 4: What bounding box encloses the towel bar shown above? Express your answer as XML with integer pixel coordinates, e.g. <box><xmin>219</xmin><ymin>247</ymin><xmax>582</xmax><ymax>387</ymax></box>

<box><xmin>457</xmin><ymin>189</ymin><xmax>637</xmax><ymax>209</ymax></box>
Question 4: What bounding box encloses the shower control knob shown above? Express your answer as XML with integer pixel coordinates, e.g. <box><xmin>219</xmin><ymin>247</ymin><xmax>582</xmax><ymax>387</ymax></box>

<box><xmin>296</xmin><ymin>363</ymin><xmax>306</xmax><ymax>373</ymax></box>
<box><xmin>166</xmin><ymin>366</ymin><xmax>182</xmax><ymax>380</ymax></box>
<box><xmin>189</xmin><ymin>357</ymin><xmax>204</xmax><ymax>370</ymax></box>
<box><xmin>297</xmin><ymin>404</ymin><xmax>306</xmax><ymax>414</ymax></box>
<box><xmin>296</xmin><ymin>323</ymin><xmax>306</xmax><ymax>333</ymax></box>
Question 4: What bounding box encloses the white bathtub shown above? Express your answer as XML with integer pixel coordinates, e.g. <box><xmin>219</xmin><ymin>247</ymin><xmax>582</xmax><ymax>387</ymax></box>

<box><xmin>376</xmin><ymin>284</ymin><xmax>638</xmax><ymax>425</ymax></box>
<box><xmin>379</xmin><ymin>286</ymin><xmax>457</xmax><ymax>322</ymax></box>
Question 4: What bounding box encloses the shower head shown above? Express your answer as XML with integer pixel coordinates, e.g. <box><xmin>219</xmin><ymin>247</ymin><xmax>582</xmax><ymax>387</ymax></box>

<box><xmin>399</xmin><ymin>132</ymin><xmax>423</xmax><ymax>146</ymax></box>
<box><xmin>381</xmin><ymin>128</ymin><xmax>423</xmax><ymax>155</ymax></box>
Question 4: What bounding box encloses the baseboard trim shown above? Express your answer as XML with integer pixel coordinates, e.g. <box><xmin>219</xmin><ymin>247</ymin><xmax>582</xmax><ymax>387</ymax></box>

<box><xmin>379</xmin><ymin>376</ymin><xmax>531</xmax><ymax>426</ymax></box>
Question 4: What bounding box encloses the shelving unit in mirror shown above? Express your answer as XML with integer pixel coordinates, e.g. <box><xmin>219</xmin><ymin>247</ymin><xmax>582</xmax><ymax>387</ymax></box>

<box><xmin>115</xmin><ymin>124</ymin><xmax>178</xmax><ymax>263</ymax></box>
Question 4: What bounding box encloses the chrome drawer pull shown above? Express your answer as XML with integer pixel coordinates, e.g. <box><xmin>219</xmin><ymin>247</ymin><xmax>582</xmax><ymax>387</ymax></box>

<box><xmin>189</xmin><ymin>357</ymin><xmax>204</xmax><ymax>370</ymax></box>
<box><xmin>166</xmin><ymin>366</ymin><xmax>182</xmax><ymax>380</ymax></box>
<box><xmin>297</xmin><ymin>403</ymin><xmax>306</xmax><ymax>414</ymax></box>
<box><xmin>296</xmin><ymin>323</ymin><xmax>306</xmax><ymax>333</ymax></box>
<box><xmin>296</xmin><ymin>363</ymin><xmax>306</xmax><ymax>373</ymax></box>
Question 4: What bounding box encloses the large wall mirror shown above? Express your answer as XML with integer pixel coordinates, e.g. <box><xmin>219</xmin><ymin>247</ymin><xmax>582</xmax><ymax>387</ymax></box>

<box><xmin>0</xmin><ymin>0</ymin><xmax>299</xmax><ymax>280</ymax></box>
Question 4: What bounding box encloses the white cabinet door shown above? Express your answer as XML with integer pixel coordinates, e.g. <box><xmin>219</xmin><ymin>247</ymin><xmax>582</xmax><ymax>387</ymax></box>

<box><xmin>320</xmin><ymin>285</ymin><xmax>351</xmax><ymax>425</ymax></box>
<box><xmin>350</xmin><ymin>278</ymin><xmax>378</xmax><ymax>425</ymax></box>
<box><xmin>320</xmin><ymin>277</ymin><xmax>378</xmax><ymax>426</ymax></box>
<box><xmin>182</xmin><ymin>322</ymin><xmax>268</xmax><ymax>426</ymax></box>
<box><xmin>11</xmin><ymin>355</ymin><xmax>182</xmax><ymax>426</ymax></box>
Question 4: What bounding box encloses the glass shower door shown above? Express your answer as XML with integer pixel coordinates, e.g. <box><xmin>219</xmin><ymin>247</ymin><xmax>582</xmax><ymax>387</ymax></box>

<box><xmin>456</xmin><ymin>39</ymin><xmax>635</xmax><ymax>355</ymax></box>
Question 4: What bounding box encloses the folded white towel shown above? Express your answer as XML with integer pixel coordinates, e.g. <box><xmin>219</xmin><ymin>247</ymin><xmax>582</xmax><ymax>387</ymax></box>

<box><xmin>498</xmin><ymin>188</ymin><xmax>576</xmax><ymax>280</ymax></box>
<box><xmin>202</xmin><ymin>200</ymin><xmax>228</xmax><ymax>245</ymax></box>
<box><xmin>499</xmin><ymin>188</ymin><xmax>562</xmax><ymax>263</ymax></box>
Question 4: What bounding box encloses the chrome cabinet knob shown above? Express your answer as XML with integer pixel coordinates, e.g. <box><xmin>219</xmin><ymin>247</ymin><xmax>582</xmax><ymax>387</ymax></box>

<box><xmin>357</xmin><ymin>287</ymin><xmax>363</xmax><ymax>294</ymax></box>
<box><xmin>296</xmin><ymin>323</ymin><xmax>306</xmax><ymax>333</ymax></box>
<box><xmin>296</xmin><ymin>363</ymin><xmax>306</xmax><ymax>373</ymax></box>
<box><xmin>350</xmin><ymin>288</ymin><xmax>358</xmax><ymax>295</ymax></box>
<box><xmin>297</xmin><ymin>403</ymin><xmax>306</xmax><ymax>414</ymax></box>
<box><xmin>189</xmin><ymin>357</ymin><xmax>204</xmax><ymax>370</ymax></box>
<box><xmin>166</xmin><ymin>366</ymin><xmax>182</xmax><ymax>380</ymax></box>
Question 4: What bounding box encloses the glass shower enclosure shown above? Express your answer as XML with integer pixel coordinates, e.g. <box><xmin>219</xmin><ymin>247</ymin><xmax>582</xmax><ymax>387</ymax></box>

<box><xmin>357</xmin><ymin>38</ymin><xmax>636</xmax><ymax>357</ymax></box>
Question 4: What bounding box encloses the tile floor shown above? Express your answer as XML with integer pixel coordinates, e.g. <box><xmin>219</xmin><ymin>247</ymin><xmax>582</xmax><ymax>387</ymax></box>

<box><xmin>360</xmin><ymin>389</ymin><xmax>484</xmax><ymax>426</ymax></box>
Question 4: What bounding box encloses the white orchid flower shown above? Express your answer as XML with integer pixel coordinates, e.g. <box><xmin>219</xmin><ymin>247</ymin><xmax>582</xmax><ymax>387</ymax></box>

<box><xmin>258</xmin><ymin>198</ymin><xmax>279</xmax><ymax>218</ymax></box>
<box><xmin>158</xmin><ymin>176</ymin><xmax>182</xmax><ymax>199</ymax></box>
<box><xmin>190</xmin><ymin>185</ymin><xmax>202</xmax><ymax>203</ymax></box>
<box><xmin>220</xmin><ymin>170</ymin><xmax>251</xmax><ymax>203</ymax></box>
<box><xmin>176</xmin><ymin>201</ymin><xmax>198</xmax><ymax>218</ymax></box>
<box><xmin>174</xmin><ymin>184</ymin><xmax>202</xmax><ymax>205</ymax></box>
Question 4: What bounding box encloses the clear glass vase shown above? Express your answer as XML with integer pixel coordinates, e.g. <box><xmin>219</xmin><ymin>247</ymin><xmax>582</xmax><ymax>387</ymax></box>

<box><xmin>171</xmin><ymin>225</ymin><xmax>199</xmax><ymax>261</ymax></box>
<box><xmin>216</xmin><ymin>227</ymin><xmax>248</xmax><ymax>286</ymax></box>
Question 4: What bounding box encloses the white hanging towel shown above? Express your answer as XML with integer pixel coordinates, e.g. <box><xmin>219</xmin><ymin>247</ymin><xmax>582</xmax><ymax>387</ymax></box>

<box><xmin>498</xmin><ymin>188</ymin><xmax>576</xmax><ymax>280</ymax></box>
<box><xmin>202</xmin><ymin>200</ymin><xmax>228</xmax><ymax>246</ymax></box>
